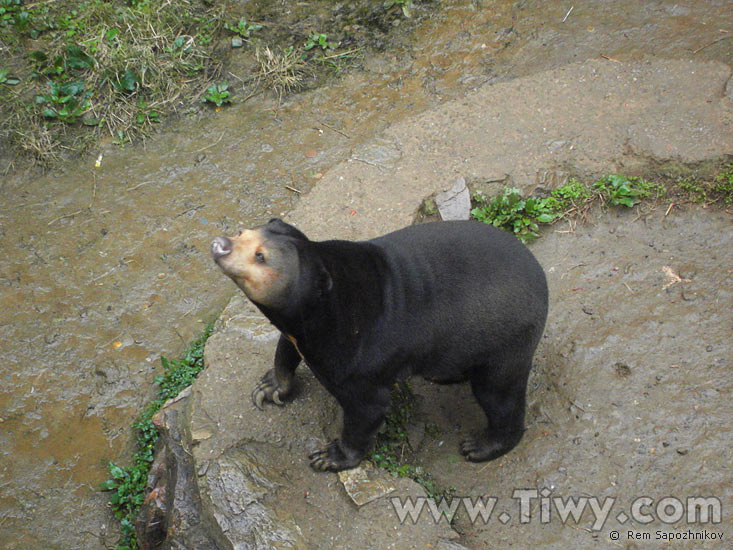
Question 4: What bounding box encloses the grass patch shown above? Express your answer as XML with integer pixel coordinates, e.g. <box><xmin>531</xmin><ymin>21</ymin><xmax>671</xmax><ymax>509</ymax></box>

<box><xmin>670</xmin><ymin>163</ymin><xmax>733</xmax><ymax>205</ymax></box>
<box><xmin>471</xmin><ymin>168</ymin><xmax>733</xmax><ymax>241</ymax></box>
<box><xmin>0</xmin><ymin>0</ymin><xmax>426</xmax><ymax>169</ymax></box>
<box><xmin>369</xmin><ymin>382</ymin><xmax>454</xmax><ymax>501</ymax></box>
<box><xmin>1</xmin><ymin>0</ymin><xmax>229</xmax><ymax>164</ymax></box>
<box><xmin>100</xmin><ymin>322</ymin><xmax>213</xmax><ymax>550</ymax></box>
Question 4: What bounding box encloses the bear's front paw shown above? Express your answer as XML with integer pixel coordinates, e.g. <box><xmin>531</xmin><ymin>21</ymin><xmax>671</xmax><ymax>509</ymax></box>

<box><xmin>308</xmin><ymin>440</ymin><xmax>362</xmax><ymax>472</ymax></box>
<box><xmin>251</xmin><ymin>369</ymin><xmax>293</xmax><ymax>410</ymax></box>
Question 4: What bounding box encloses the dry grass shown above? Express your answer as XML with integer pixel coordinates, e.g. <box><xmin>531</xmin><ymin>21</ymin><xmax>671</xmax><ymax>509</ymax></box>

<box><xmin>254</xmin><ymin>46</ymin><xmax>308</xmax><ymax>101</ymax></box>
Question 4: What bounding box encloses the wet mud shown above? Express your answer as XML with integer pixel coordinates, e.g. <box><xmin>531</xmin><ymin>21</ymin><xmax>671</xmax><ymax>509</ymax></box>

<box><xmin>0</xmin><ymin>1</ymin><xmax>731</xmax><ymax>547</ymax></box>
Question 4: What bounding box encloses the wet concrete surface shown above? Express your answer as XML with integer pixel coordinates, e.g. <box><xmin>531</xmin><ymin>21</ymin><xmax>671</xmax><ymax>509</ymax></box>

<box><xmin>0</xmin><ymin>0</ymin><xmax>731</xmax><ymax>547</ymax></box>
<box><xmin>418</xmin><ymin>205</ymin><xmax>732</xmax><ymax>548</ymax></box>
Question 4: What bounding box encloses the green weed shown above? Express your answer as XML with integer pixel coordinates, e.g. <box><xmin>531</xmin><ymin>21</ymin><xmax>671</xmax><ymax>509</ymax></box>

<box><xmin>593</xmin><ymin>174</ymin><xmax>661</xmax><ymax>207</ymax></box>
<box><xmin>471</xmin><ymin>169</ymin><xmax>733</xmax><ymax>241</ymax></box>
<box><xmin>0</xmin><ymin>67</ymin><xmax>20</xmax><ymax>85</ymax></box>
<box><xmin>471</xmin><ymin>175</ymin><xmax>666</xmax><ymax>241</ymax></box>
<box><xmin>673</xmin><ymin>164</ymin><xmax>733</xmax><ymax>205</ymax></box>
<box><xmin>135</xmin><ymin>100</ymin><xmax>160</xmax><ymax>126</ymax></box>
<box><xmin>225</xmin><ymin>16</ymin><xmax>262</xmax><ymax>39</ymax></box>
<box><xmin>369</xmin><ymin>382</ymin><xmax>453</xmax><ymax>501</ymax></box>
<box><xmin>304</xmin><ymin>32</ymin><xmax>338</xmax><ymax>51</ymax></box>
<box><xmin>35</xmin><ymin>80</ymin><xmax>94</xmax><ymax>124</ymax></box>
<box><xmin>384</xmin><ymin>0</ymin><xmax>414</xmax><ymax>18</ymax></box>
<box><xmin>548</xmin><ymin>178</ymin><xmax>591</xmax><ymax>207</ymax></box>
<box><xmin>471</xmin><ymin>188</ymin><xmax>561</xmax><ymax>241</ymax></box>
<box><xmin>713</xmin><ymin>165</ymin><xmax>733</xmax><ymax>204</ymax></box>
<box><xmin>101</xmin><ymin>322</ymin><xmax>214</xmax><ymax>550</ymax></box>
<box><xmin>202</xmin><ymin>81</ymin><xmax>231</xmax><ymax>107</ymax></box>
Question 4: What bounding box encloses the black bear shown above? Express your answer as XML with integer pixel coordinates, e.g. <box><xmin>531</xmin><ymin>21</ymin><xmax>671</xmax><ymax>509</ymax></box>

<box><xmin>211</xmin><ymin>218</ymin><xmax>548</xmax><ymax>472</ymax></box>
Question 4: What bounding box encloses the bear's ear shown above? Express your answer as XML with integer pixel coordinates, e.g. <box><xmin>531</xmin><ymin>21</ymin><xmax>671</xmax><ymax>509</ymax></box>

<box><xmin>317</xmin><ymin>265</ymin><xmax>333</xmax><ymax>296</ymax></box>
<box><xmin>265</xmin><ymin>218</ymin><xmax>309</xmax><ymax>241</ymax></box>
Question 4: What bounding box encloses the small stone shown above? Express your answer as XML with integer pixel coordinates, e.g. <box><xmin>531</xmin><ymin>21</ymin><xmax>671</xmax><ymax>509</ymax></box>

<box><xmin>191</xmin><ymin>428</ymin><xmax>213</xmax><ymax>442</ymax></box>
<box><xmin>435</xmin><ymin>177</ymin><xmax>471</xmax><ymax>221</ymax></box>
<box><xmin>231</xmin><ymin>37</ymin><xmax>243</xmax><ymax>48</ymax></box>
<box><xmin>338</xmin><ymin>461</ymin><xmax>395</xmax><ymax>506</ymax></box>
<box><xmin>548</xmin><ymin>139</ymin><xmax>568</xmax><ymax>153</ymax></box>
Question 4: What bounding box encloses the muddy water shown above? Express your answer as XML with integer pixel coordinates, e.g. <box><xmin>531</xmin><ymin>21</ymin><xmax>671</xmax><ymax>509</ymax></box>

<box><xmin>0</xmin><ymin>1</ymin><xmax>730</xmax><ymax>547</ymax></box>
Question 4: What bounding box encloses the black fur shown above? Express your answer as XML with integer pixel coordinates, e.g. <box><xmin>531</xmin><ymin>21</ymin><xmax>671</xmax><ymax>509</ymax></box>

<box><xmin>249</xmin><ymin>219</ymin><xmax>548</xmax><ymax>471</ymax></box>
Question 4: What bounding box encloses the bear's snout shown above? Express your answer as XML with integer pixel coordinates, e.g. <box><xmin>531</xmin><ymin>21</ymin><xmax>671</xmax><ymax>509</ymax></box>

<box><xmin>211</xmin><ymin>236</ymin><xmax>233</xmax><ymax>260</ymax></box>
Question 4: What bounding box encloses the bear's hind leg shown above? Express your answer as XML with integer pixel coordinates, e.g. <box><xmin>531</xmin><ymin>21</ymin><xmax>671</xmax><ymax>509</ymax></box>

<box><xmin>460</xmin><ymin>364</ymin><xmax>529</xmax><ymax>462</ymax></box>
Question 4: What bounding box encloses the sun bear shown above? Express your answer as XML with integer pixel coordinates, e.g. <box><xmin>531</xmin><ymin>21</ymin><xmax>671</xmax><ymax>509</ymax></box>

<box><xmin>211</xmin><ymin>218</ymin><xmax>548</xmax><ymax>472</ymax></box>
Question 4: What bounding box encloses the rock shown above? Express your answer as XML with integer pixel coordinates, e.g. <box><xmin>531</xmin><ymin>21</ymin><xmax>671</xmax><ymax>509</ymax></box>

<box><xmin>437</xmin><ymin>542</ymin><xmax>472</xmax><ymax>550</ymax></box>
<box><xmin>338</xmin><ymin>462</ymin><xmax>395</xmax><ymax>506</ymax></box>
<box><xmin>136</xmin><ymin>389</ymin><xmax>218</xmax><ymax>549</ymax></box>
<box><xmin>135</xmin><ymin>448</ymin><xmax>168</xmax><ymax>550</ymax></box>
<box><xmin>201</xmin><ymin>442</ymin><xmax>307</xmax><ymax>550</ymax></box>
<box><xmin>435</xmin><ymin>177</ymin><xmax>471</xmax><ymax>221</ymax></box>
<box><xmin>232</xmin><ymin>37</ymin><xmax>243</xmax><ymax>48</ymax></box>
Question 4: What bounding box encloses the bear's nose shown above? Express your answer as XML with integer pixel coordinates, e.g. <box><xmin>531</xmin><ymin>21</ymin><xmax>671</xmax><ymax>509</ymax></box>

<box><xmin>211</xmin><ymin>236</ymin><xmax>232</xmax><ymax>259</ymax></box>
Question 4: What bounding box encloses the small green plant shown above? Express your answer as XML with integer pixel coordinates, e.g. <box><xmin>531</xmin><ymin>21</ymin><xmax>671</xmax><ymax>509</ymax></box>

<box><xmin>101</xmin><ymin>323</ymin><xmax>214</xmax><ymax>550</ymax></box>
<box><xmin>110</xmin><ymin>69</ymin><xmax>140</xmax><ymax>93</ymax></box>
<box><xmin>304</xmin><ymin>32</ymin><xmax>337</xmax><ymax>51</ymax></box>
<box><xmin>202</xmin><ymin>81</ymin><xmax>231</xmax><ymax>107</ymax></box>
<box><xmin>135</xmin><ymin>100</ymin><xmax>160</xmax><ymax>125</ymax></box>
<box><xmin>0</xmin><ymin>68</ymin><xmax>20</xmax><ymax>85</ymax></box>
<box><xmin>549</xmin><ymin>178</ymin><xmax>591</xmax><ymax>207</ymax></box>
<box><xmin>673</xmin><ymin>165</ymin><xmax>733</xmax><ymax>205</ymax></box>
<box><xmin>593</xmin><ymin>174</ymin><xmax>658</xmax><ymax>207</ymax></box>
<box><xmin>0</xmin><ymin>0</ymin><xmax>27</xmax><ymax>31</ymax></box>
<box><xmin>471</xmin><ymin>187</ymin><xmax>561</xmax><ymax>241</ymax></box>
<box><xmin>713</xmin><ymin>165</ymin><xmax>733</xmax><ymax>204</ymax></box>
<box><xmin>225</xmin><ymin>16</ymin><xmax>262</xmax><ymax>39</ymax></box>
<box><xmin>29</xmin><ymin>44</ymin><xmax>95</xmax><ymax>79</ymax></box>
<box><xmin>384</xmin><ymin>0</ymin><xmax>414</xmax><ymax>18</ymax></box>
<box><xmin>35</xmin><ymin>80</ymin><xmax>93</xmax><ymax>123</ymax></box>
<box><xmin>29</xmin><ymin>50</ymin><xmax>65</xmax><ymax>78</ymax></box>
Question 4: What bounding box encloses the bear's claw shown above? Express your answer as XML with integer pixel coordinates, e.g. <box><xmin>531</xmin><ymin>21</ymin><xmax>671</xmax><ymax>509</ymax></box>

<box><xmin>308</xmin><ymin>440</ymin><xmax>361</xmax><ymax>472</ymax></box>
<box><xmin>251</xmin><ymin>369</ymin><xmax>290</xmax><ymax>410</ymax></box>
<box><xmin>460</xmin><ymin>435</ymin><xmax>507</xmax><ymax>462</ymax></box>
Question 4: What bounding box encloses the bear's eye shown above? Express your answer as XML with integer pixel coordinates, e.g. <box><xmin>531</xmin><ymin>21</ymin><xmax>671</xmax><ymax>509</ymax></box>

<box><xmin>237</xmin><ymin>230</ymin><xmax>243</xmax><ymax>237</ymax></box>
<box><xmin>254</xmin><ymin>251</ymin><xmax>265</xmax><ymax>264</ymax></box>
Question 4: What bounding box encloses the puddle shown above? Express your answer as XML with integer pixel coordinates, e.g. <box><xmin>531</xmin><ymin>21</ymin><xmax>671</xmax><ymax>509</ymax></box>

<box><xmin>0</xmin><ymin>0</ymin><xmax>730</xmax><ymax>547</ymax></box>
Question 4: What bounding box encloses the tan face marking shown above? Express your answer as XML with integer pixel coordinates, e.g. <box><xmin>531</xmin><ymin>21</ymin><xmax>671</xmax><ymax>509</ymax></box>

<box><xmin>215</xmin><ymin>229</ymin><xmax>281</xmax><ymax>304</ymax></box>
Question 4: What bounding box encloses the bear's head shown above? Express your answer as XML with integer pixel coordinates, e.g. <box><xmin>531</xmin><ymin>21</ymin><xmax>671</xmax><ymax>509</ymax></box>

<box><xmin>211</xmin><ymin>219</ymin><xmax>325</xmax><ymax>313</ymax></box>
